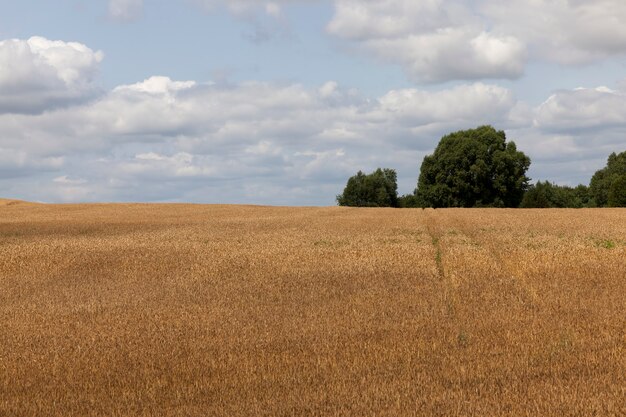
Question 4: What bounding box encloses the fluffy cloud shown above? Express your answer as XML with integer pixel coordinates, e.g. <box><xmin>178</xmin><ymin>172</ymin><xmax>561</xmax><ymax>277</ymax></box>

<box><xmin>518</xmin><ymin>85</ymin><xmax>626</xmax><ymax>181</ymax></box>
<box><xmin>0</xmin><ymin>37</ymin><xmax>103</xmax><ymax>114</ymax></box>
<box><xmin>376</xmin><ymin>83</ymin><xmax>515</xmax><ymax>125</ymax></box>
<box><xmin>102</xmin><ymin>1</ymin><xmax>626</xmax><ymax>71</ymax></box>
<box><xmin>535</xmin><ymin>87</ymin><xmax>626</xmax><ymax>132</ymax></box>
<box><xmin>482</xmin><ymin>0</ymin><xmax>626</xmax><ymax>65</ymax></box>
<box><xmin>495</xmin><ymin>83</ymin><xmax>626</xmax><ymax>185</ymax></box>
<box><xmin>1</xmin><ymin>73</ymin><xmax>624</xmax><ymax>203</ymax></box>
<box><xmin>0</xmin><ymin>69</ymin><xmax>522</xmax><ymax>203</ymax></box>
<box><xmin>328</xmin><ymin>0</ymin><xmax>626</xmax><ymax>82</ymax></box>
<box><xmin>108</xmin><ymin>0</ymin><xmax>143</xmax><ymax>21</ymax></box>
<box><xmin>1</xmin><ymin>36</ymin><xmax>625</xmax><ymax>203</ymax></box>
<box><xmin>328</xmin><ymin>0</ymin><xmax>527</xmax><ymax>83</ymax></box>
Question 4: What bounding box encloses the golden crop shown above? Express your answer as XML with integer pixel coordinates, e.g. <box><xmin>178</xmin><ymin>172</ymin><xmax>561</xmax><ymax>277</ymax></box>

<box><xmin>1</xmin><ymin>200</ymin><xmax>625</xmax><ymax>416</ymax></box>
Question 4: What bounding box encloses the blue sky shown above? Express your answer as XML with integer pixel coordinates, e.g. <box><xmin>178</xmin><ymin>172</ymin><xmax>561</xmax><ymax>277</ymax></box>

<box><xmin>1</xmin><ymin>0</ymin><xmax>626</xmax><ymax>204</ymax></box>
<box><xmin>1</xmin><ymin>1</ymin><xmax>409</xmax><ymax>95</ymax></box>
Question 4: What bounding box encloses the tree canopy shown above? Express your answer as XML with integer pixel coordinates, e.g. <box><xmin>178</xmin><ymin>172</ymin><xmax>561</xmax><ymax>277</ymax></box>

<box><xmin>415</xmin><ymin>126</ymin><xmax>531</xmax><ymax>208</ymax></box>
<box><xmin>337</xmin><ymin>168</ymin><xmax>398</xmax><ymax>207</ymax></box>
<box><xmin>336</xmin><ymin>126</ymin><xmax>623</xmax><ymax>209</ymax></box>
<box><xmin>590</xmin><ymin>151</ymin><xmax>626</xmax><ymax>207</ymax></box>
<box><xmin>608</xmin><ymin>174</ymin><xmax>626</xmax><ymax>207</ymax></box>
<box><xmin>520</xmin><ymin>181</ymin><xmax>591</xmax><ymax>208</ymax></box>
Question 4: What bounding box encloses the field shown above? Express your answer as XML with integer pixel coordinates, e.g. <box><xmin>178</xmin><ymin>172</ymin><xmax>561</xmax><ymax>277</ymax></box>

<box><xmin>1</xmin><ymin>200</ymin><xmax>625</xmax><ymax>416</ymax></box>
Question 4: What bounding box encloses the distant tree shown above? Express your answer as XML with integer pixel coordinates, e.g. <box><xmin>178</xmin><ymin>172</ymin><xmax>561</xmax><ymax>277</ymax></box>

<box><xmin>398</xmin><ymin>192</ymin><xmax>423</xmax><ymax>208</ymax></box>
<box><xmin>415</xmin><ymin>126</ymin><xmax>531</xmax><ymax>208</ymax></box>
<box><xmin>573</xmin><ymin>184</ymin><xmax>593</xmax><ymax>207</ymax></box>
<box><xmin>520</xmin><ymin>181</ymin><xmax>552</xmax><ymax>208</ymax></box>
<box><xmin>608</xmin><ymin>174</ymin><xmax>626</xmax><ymax>207</ymax></box>
<box><xmin>520</xmin><ymin>181</ymin><xmax>591</xmax><ymax>208</ymax></box>
<box><xmin>337</xmin><ymin>168</ymin><xmax>399</xmax><ymax>207</ymax></box>
<box><xmin>589</xmin><ymin>152</ymin><xmax>626</xmax><ymax>207</ymax></box>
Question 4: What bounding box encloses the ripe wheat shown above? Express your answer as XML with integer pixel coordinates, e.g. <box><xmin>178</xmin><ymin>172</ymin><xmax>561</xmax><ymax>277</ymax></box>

<box><xmin>1</xmin><ymin>201</ymin><xmax>625</xmax><ymax>416</ymax></box>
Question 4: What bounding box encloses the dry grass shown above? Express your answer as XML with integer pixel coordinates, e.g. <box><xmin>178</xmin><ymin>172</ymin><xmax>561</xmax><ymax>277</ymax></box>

<box><xmin>1</xmin><ymin>203</ymin><xmax>625</xmax><ymax>416</ymax></box>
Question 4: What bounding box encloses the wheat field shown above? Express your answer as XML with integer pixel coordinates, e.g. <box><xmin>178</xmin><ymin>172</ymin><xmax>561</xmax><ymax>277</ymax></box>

<box><xmin>0</xmin><ymin>200</ymin><xmax>625</xmax><ymax>416</ymax></box>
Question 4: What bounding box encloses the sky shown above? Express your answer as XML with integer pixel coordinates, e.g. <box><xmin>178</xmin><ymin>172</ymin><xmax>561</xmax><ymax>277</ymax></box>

<box><xmin>1</xmin><ymin>0</ymin><xmax>626</xmax><ymax>205</ymax></box>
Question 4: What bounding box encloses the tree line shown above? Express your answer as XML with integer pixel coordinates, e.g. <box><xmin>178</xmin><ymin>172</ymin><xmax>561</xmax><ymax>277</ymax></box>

<box><xmin>337</xmin><ymin>126</ymin><xmax>626</xmax><ymax>208</ymax></box>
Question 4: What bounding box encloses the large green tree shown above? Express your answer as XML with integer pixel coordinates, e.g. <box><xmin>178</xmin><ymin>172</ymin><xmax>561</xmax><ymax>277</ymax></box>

<box><xmin>415</xmin><ymin>126</ymin><xmax>531</xmax><ymax>208</ymax></box>
<box><xmin>590</xmin><ymin>151</ymin><xmax>626</xmax><ymax>207</ymax></box>
<box><xmin>337</xmin><ymin>168</ymin><xmax>398</xmax><ymax>207</ymax></box>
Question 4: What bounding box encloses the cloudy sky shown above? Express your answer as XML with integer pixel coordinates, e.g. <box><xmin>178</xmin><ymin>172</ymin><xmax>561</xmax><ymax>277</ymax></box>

<box><xmin>1</xmin><ymin>0</ymin><xmax>626</xmax><ymax>205</ymax></box>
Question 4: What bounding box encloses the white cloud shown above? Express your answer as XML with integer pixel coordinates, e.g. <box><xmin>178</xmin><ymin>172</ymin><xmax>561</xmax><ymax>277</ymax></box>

<box><xmin>53</xmin><ymin>175</ymin><xmax>87</xmax><ymax>185</ymax></box>
<box><xmin>0</xmin><ymin>71</ymin><xmax>525</xmax><ymax>203</ymax></box>
<box><xmin>481</xmin><ymin>0</ymin><xmax>626</xmax><ymax>65</ymax></box>
<box><xmin>101</xmin><ymin>0</ymin><xmax>626</xmax><ymax>68</ymax></box>
<box><xmin>500</xmin><ymin>82</ymin><xmax>626</xmax><ymax>185</ymax></box>
<box><xmin>113</xmin><ymin>76</ymin><xmax>197</xmax><ymax>95</ymax></box>
<box><xmin>328</xmin><ymin>0</ymin><xmax>526</xmax><ymax>83</ymax></box>
<box><xmin>535</xmin><ymin>85</ymin><xmax>626</xmax><ymax>132</ymax></box>
<box><xmin>108</xmin><ymin>0</ymin><xmax>143</xmax><ymax>21</ymax></box>
<box><xmin>1</xmin><ymin>36</ymin><xmax>624</xmax><ymax>203</ymax></box>
<box><xmin>328</xmin><ymin>0</ymin><xmax>626</xmax><ymax>82</ymax></box>
<box><xmin>327</xmin><ymin>0</ymin><xmax>467</xmax><ymax>40</ymax></box>
<box><xmin>0</xmin><ymin>37</ymin><xmax>104</xmax><ymax>114</ymax></box>
<box><xmin>376</xmin><ymin>83</ymin><xmax>515</xmax><ymax>124</ymax></box>
<box><xmin>318</xmin><ymin>81</ymin><xmax>338</xmax><ymax>98</ymax></box>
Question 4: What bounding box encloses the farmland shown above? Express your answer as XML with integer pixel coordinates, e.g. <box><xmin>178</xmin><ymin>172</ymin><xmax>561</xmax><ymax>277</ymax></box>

<box><xmin>1</xmin><ymin>201</ymin><xmax>625</xmax><ymax>416</ymax></box>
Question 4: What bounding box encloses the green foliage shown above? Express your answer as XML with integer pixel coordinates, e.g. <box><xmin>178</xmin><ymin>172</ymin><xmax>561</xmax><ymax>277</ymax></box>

<box><xmin>398</xmin><ymin>192</ymin><xmax>424</xmax><ymax>208</ymax></box>
<box><xmin>520</xmin><ymin>181</ymin><xmax>591</xmax><ymax>208</ymax></box>
<box><xmin>596</xmin><ymin>239</ymin><xmax>616</xmax><ymax>249</ymax></box>
<box><xmin>608</xmin><ymin>174</ymin><xmax>626</xmax><ymax>207</ymax></box>
<box><xmin>416</xmin><ymin>126</ymin><xmax>531</xmax><ymax>208</ymax></box>
<box><xmin>590</xmin><ymin>151</ymin><xmax>626</xmax><ymax>207</ymax></box>
<box><xmin>573</xmin><ymin>184</ymin><xmax>594</xmax><ymax>207</ymax></box>
<box><xmin>337</xmin><ymin>168</ymin><xmax>399</xmax><ymax>207</ymax></box>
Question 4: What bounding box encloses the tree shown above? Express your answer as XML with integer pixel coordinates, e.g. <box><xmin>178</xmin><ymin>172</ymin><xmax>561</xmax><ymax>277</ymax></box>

<box><xmin>520</xmin><ymin>181</ymin><xmax>591</xmax><ymax>208</ymax></box>
<box><xmin>337</xmin><ymin>168</ymin><xmax>398</xmax><ymax>207</ymax></box>
<box><xmin>520</xmin><ymin>181</ymin><xmax>552</xmax><ymax>208</ymax></box>
<box><xmin>573</xmin><ymin>184</ymin><xmax>593</xmax><ymax>207</ymax></box>
<box><xmin>415</xmin><ymin>126</ymin><xmax>531</xmax><ymax>208</ymax></box>
<box><xmin>398</xmin><ymin>192</ymin><xmax>422</xmax><ymax>208</ymax></box>
<box><xmin>608</xmin><ymin>174</ymin><xmax>626</xmax><ymax>207</ymax></box>
<box><xmin>590</xmin><ymin>151</ymin><xmax>626</xmax><ymax>207</ymax></box>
